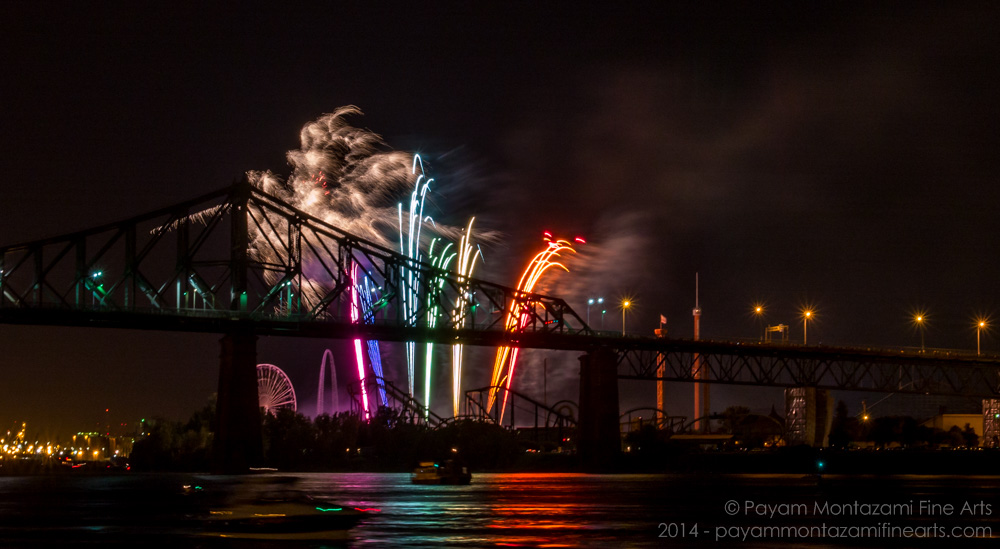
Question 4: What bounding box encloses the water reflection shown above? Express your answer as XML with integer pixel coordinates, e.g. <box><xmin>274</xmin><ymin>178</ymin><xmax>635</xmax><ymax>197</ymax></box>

<box><xmin>486</xmin><ymin>473</ymin><xmax>611</xmax><ymax>548</ymax></box>
<box><xmin>0</xmin><ymin>473</ymin><xmax>997</xmax><ymax>547</ymax></box>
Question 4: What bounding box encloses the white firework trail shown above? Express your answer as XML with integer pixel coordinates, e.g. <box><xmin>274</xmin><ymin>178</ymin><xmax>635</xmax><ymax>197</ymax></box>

<box><xmin>398</xmin><ymin>154</ymin><xmax>434</xmax><ymax>399</ymax></box>
<box><xmin>450</xmin><ymin>218</ymin><xmax>483</xmax><ymax>417</ymax></box>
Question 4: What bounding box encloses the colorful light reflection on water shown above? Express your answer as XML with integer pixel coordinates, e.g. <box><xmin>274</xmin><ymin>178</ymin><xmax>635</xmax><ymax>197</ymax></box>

<box><xmin>297</xmin><ymin>472</ymin><xmax>661</xmax><ymax>548</ymax></box>
<box><xmin>2</xmin><ymin>472</ymin><xmax>999</xmax><ymax>547</ymax></box>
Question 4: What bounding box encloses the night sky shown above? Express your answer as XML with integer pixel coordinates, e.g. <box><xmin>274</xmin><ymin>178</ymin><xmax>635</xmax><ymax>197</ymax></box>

<box><xmin>3</xmin><ymin>3</ymin><xmax>1000</xmax><ymax>439</ymax></box>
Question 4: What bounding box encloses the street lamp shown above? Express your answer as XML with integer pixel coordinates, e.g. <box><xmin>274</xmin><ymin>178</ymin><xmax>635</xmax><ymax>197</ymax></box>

<box><xmin>587</xmin><ymin>297</ymin><xmax>603</xmax><ymax>328</ymax></box>
<box><xmin>621</xmin><ymin>300</ymin><xmax>631</xmax><ymax>336</ymax></box>
<box><xmin>977</xmin><ymin>319</ymin><xmax>987</xmax><ymax>356</ymax></box>
<box><xmin>914</xmin><ymin>314</ymin><xmax>925</xmax><ymax>352</ymax></box>
<box><xmin>90</xmin><ymin>270</ymin><xmax>105</xmax><ymax>306</ymax></box>
<box><xmin>802</xmin><ymin>309</ymin><xmax>813</xmax><ymax>345</ymax></box>
<box><xmin>753</xmin><ymin>304</ymin><xmax>765</xmax><ymax>341</ymax></box>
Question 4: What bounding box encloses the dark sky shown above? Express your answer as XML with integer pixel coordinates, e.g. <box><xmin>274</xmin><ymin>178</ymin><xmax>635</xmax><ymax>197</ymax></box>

<box><xmin>3</xmin><ymin>3</ymin><xmax>1000</xmax><ymax>438</ymax></box>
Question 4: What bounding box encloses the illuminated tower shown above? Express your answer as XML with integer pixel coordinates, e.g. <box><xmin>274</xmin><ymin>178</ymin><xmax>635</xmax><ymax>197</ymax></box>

<box><xmin>691</xmin><ymin>274</ymin><xmax>709</xmax><ymax>432</ymax></box>
<box><xmin>655</xmin><ymin>318</ymin><xmax>666</xmax><ymax>427</ymax></box>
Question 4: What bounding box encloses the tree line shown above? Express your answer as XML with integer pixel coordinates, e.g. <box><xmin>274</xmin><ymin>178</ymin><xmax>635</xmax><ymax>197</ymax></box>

<box><xmin>129</xmin><ymin>402</ymin><xmax>525</xmax><ymax>472</ymax></box>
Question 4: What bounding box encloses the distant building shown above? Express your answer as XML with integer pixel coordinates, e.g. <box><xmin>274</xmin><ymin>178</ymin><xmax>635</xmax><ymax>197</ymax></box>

<box><xmin>920</xmin><ymin>414</ymin><xmax>982</xmax><ymax>442</ymax></box>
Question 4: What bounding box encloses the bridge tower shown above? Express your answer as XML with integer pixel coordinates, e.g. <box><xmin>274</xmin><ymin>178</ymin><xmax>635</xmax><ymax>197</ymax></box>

<box><xmin>212</xmin><ymin>181</ymin><xmax>263</xmax><ymax>473</ymax></box>
<box><xmin>655</xmin><ymin>318</ymin><xmax>666</xmax><ymax>427</ymax></box>
<box><xmin>692</xmin><ymin>274</ymin><xmax>709</xmax><ymax>432</ymax></box>
<box><xmin>579</xmin><ymin>348</ymin><xmax>620</xmax><ymax>469</ymax></box>
<box><xmin>214</xmin><ymin>330</ymin><xmax>263</xmax><ymax>472</ymax></box>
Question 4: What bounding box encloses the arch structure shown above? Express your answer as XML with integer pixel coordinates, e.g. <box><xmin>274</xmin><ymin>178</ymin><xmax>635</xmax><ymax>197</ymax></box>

<box><xmin>317</xmin><ymin>349</ymin><xmax>339</xmax><ymax>416</ymax></box>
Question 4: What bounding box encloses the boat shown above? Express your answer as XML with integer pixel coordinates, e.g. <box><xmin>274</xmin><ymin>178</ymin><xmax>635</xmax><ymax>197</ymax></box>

<box><xmin>411</xmin><ymin>459</ymin><xmax>472</xmax><ymax>485</ymax></box>
<box><xmin>198</xmin><ymin>490</ymin><xmax>370</xmax><ymax>540</ymax></box>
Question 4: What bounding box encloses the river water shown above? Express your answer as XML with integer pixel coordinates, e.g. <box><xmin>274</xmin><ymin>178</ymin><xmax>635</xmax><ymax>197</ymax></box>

<box><xmin>0</xmin><ymin>472</ymin><xmax>997</xmax><ymax>547</ymax></box>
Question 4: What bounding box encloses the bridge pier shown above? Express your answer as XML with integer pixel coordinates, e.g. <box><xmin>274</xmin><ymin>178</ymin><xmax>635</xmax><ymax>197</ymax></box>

<box><xmin>784</xmin><ymin>387</ymin><xmax>833</xmax><ymax>447</ymax></box>
<box><xmin>212</xmin><ymin>329</ymin><xmax>263</xmax><ymax>473</ymax></box>
<box><xmin>984</xmin><ymin>399</ymin><xmax>1000</xmax><ymax>447</ymax></box>
<box><xmin>579</xmin><ymin>348</ymin><xmax>620</xmax><ymax>470</ymax></box>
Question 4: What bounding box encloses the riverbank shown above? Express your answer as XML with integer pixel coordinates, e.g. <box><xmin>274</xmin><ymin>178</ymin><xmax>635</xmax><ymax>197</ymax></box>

<box><xmin>8</xmin><ymin>446</ymin><xmax>1000</xmax><ymax>476</ymax></box>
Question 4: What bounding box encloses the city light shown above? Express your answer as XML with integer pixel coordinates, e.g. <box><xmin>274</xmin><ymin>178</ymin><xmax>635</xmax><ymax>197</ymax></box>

<box><xmin>621</xmin><ymin>299</ymin><xmax>632</xmax><ymax>336</ymax></box>
<box><xmin>912</xmin><ymin>312</ymin><xmax>927</xmax><ymax>352</ymax></box>
<box><xmin>976</xmin><ymin>318</ymin><xmax>989</xmax><ymax>356</ymax></box>
<box><xmin>587</xmin><ymin>297</ymin><xmax>604</xmax><ymax>327</ymax></box>
<box><xmin>801</xmin><ymin>308</ymin><xmax>814</xmax><ymax>345</ymax></box>
<box><xmin>752</xmin><ymin>303</ymin><xmax>765</xmax><ymax>341</ymax></box>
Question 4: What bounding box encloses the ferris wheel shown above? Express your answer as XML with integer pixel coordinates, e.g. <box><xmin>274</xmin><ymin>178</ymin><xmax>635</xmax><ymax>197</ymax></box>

<box><xmin>257</xmin><ymin>363</ymin><xmax>297</xmax><ymax>415</ymax></box>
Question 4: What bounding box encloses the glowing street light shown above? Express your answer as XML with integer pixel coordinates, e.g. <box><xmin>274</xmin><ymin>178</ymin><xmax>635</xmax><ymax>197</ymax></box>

<box><xmin>977</xmin><ymin>319</ymin><xmax>988</xmax><ymax>356</ymax></box>
<box><xmin>587</xmin><ymin>297</ymin><xmax>603</xmax><ymax>327</ymax></box>
<box><xmin>752</xmin><ymin>304</ymin><xmax>765</xmax><ymax>341</ymax></box>
<box><xmin>801</xmin><ymin>309</ymin><xmax>813</xmax><ymax>345</ymax></box>
<box><xmin>621</xmin><ymin>300</ymin><xmax>631</xmax><ymax>336</ymax></box>
<box><xmin>89</xmin><ymin>270</ymin><xmax>106</xmax><ymax>306</ymax></box>
<box><xmin>914</xmin><ymin>314</ymin><xmax>926</xmax><ymax>352</ymax></box>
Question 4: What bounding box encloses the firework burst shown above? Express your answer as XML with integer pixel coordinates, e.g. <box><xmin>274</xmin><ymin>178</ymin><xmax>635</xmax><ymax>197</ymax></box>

<box><xmin>357</xmin><ymin>272</ymin><xmax>389</xmax><ymax>407</ymax></box>
<box><xmin>450</xmin><ymin>218</ymin><xmax>483</xmax><ymax>417</ymax></box>
<box><xmin>398</xmin><ymin>154</ymin><xmax>435</xmax><ymax>399</ymax></box>
<box><xmin>488</xmin><ymin>234</ymin><xmax>578</xmax><ymax>423</ymax></box>
<box><xmin>423</xmin><ymin>237</ymin><xmax>456</xmax><ymax>418</ymax></box>
<box><xmin>350</xmin><ymin>261</ymin><xmax>370</xmax><ymax>419</ymax></box>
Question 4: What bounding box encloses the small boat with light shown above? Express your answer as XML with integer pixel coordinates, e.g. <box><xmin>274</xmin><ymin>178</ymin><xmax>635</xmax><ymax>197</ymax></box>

<box><xmin>411</xmin><ymin>459</ymin><xmax>472</xmax><ymax>485</ymax></box>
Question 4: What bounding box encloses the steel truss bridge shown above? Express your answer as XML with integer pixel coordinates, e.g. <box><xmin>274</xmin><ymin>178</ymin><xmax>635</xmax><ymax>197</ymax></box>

<box><xmin>3</xmin><ymin>179</ymin><xmax>1000</xmax><ymax>469</ymax></box>
<box><xmin>2</xmin><ymin>177</ymin><xmax>998</xmax><ymax>399</ymax></box>
<box><xmin>616</xmin><ymin>339</ymin><xmax>1000</xmax><ymax>398</ymax></box>
<box><xmin>0</xmin><ymin>180</ymin><xmax>588</xmax><ymax>340</ymax></box>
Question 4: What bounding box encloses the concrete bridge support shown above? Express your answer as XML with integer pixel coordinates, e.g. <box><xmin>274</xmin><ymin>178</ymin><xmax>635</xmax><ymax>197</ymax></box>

<box><xmin>579</xmin><ymin>348</ymin><xmax>620</xmax><ymax>470</ymax></box>
<box><xmin>784</xmin><ymin>387</ymin><xmax>833</xmax><ymax>447</ymax></box>
<box><xmin>983</xmin><ymin>399</ymin><xmax>1000</xmax><ymax>447</ymax></box>
<box><xmin>212</xmin><ymin>329</ymin><xmax>263</xmax><ymax>473</ymax></box>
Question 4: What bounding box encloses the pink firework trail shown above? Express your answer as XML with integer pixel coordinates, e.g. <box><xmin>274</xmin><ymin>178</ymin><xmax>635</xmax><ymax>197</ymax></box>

<box><xmin>350</xmin><ymin>262</ymin><xmax>370</xmax><ymax>419</ymax></box>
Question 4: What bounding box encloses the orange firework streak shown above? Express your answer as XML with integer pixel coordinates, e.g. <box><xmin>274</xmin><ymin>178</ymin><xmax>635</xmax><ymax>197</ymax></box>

<box><xmin>488</xmin><ymin>236</ymin><xmax>576</xmax><ymax>423</ymax></box>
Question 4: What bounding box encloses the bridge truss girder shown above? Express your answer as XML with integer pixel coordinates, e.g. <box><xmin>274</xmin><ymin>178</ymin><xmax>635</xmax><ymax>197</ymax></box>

<box><xmin>617</xmin><ymin>341</ymin><xmax>1000</xmax><ymax>398</ymax></box>
<box><xmin>0</xmin><ymin>180</ymin><xmax>589</xmax><ymax>340</ymax></box>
